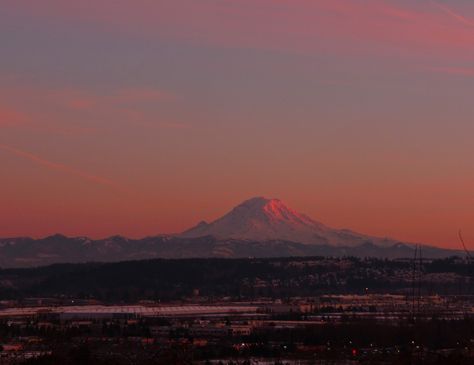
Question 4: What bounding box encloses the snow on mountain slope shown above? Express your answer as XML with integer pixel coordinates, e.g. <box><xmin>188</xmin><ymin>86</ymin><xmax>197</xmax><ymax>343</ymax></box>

<box><xmin>181</xmin><ymin>197</ymin><xmax>401</xmax><ymax>247</ymax></box>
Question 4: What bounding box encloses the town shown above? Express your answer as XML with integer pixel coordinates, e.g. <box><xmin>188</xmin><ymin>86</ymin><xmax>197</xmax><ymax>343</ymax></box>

<box><xmin>0</xmin><ymin>257</ymin><xmax>473</xmax><ymax>364</ymax></box>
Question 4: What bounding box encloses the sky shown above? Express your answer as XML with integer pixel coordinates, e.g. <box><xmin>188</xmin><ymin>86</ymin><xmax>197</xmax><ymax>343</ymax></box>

<box><xmin>0</xmin><ymin>0</ymin><xmax>473</xmax><ymax>248</ymax></box>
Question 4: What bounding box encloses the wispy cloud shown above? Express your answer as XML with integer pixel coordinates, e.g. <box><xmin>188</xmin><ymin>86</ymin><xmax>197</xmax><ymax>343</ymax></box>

<box><xmin>111</xmin><ymin>87</ymin><xmax>175</xmax><ymax>104</ymax></box>
<box><xmin>0</xmin><ymin>84</ymin><xmax>181</xmax><ymax>134</ymax></box>
<box><xmin>0</xmin><ymin>106</ymin><xmax>29</xmax><ymax>127</ymax></box>
<box><xmin>0</xmin><ymin>144</ymin><xmax>128</xmax><ymax>192</ymax></box>
<box><xmin>5</xmin><ymin>0</ymin><xmax>474</xmax><ymax>57</ymax></box>
<box><xmin>52</xmin><ymin>87</ymin><xmax>175</xmax><ymax>111</ymax></box>
<box><xmin>118</xmin><ymin>108</ymin><xmax>190</xmax><ymax>130</ymax></box>
<box><xmin>0</xmin><ymin>102</ymin><xmax>97</xmax><ymax>136</ymax></box>
<box><xmin>429</xmin><ymin>66</ymin><xmax>474</xmax><ymax>77</ymax></box>
<box><xmin>432</xmin><ymin>1</ymin><xmax>474</xmax><ymax>27</ymax></box>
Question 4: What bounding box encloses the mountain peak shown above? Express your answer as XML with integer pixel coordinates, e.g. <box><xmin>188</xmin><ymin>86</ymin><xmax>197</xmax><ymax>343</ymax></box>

<box><xmin>234</xmin><ymin>197</ymin><xmax>286</xmax><ymax>213</ymax></box>
<box><xmin>181</xmin><ymin>197</ymin><xmax>328</xmax><ymax>243</ymax></box>
<box><xmin>238</xmin><ymin>196</ymin><xmax>273</xmax><ymax>207</ymax></box>
<box><xmin>180</xmin><ymin>197</ymin><xmax>401</xmax><ymax>248</ymax></box>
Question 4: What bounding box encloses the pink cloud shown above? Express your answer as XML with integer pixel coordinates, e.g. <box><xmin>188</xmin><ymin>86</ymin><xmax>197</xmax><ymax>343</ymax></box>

<box><xmin>0</xmin><ymin>106</ymin><xmax>29</xmax><ymax>127</ymax></box>
<box><xmin>46</xmin><ymin>87</ymin><xmax>174</xmax><ymax>111</ymax></box>
<box><xmin>111</xmin><ymin>88</ymin><xmax>175</xmax><ymax>104</ymax></box>
<box><xmin>0</xmin><ymin>143</ymin><xmax>127</xmax><ymax>192</ymax></box>
<box><xmin>118</xmin><ymin>108</ymin><xmax>190</xmax><ymax>130</ymax></box>
<box><xmin>0</xmin><ymin>87</ymin><xmax>99</xmax><ymax>135</ymax></box>
<box><xmin>53</xmin><ymin>87</ymin><xmax>184</xmax><ymax>130</ymax></box>
<box><xmin>432</xmin><ymin>1</ymin><xmax>474</xmax><ymax>27</ymax></box>
<box><xmin>0</xmin><ymin>83</ymin><xmax>179</xmax><ymax>134</ymax></box>
<box><xmin>429</xmin><ymin>66</ymin><xmax>474</xmax><ymax>76</ymax></box>
<box><xmin>5</xmin><ymin>0</ymin><xmax>474</xmax><ymax>59</ymax></box>
<box><xmin>64</xmin><ymin>96</ymin><xmax>98</xmax><ymax>111</ymax></box>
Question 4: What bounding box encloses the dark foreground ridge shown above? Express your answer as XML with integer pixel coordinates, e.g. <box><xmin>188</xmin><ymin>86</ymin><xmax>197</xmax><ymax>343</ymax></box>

<box><xmin>0</xmin><ymin>256</ymin><xmax>472</xmax><ymax>301</ymax></box>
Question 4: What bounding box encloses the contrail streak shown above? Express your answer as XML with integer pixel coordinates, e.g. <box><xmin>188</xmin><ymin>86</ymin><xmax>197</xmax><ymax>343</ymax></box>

<box><xmin>0</xmin><ymin>143</ymin><xmax>126</xmax><ymax>192</ymax></box>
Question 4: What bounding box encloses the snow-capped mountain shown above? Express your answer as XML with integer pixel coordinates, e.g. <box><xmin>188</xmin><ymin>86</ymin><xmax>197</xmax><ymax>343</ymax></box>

<box><xmin>181</xmin><ymin>197</ymin><xmax>402</xmax><ymax>247</ymax></box>
<box><xmin>0</xmin><ymin>197</ymin><xmax>462</xmax><ymax>268</ymax></box>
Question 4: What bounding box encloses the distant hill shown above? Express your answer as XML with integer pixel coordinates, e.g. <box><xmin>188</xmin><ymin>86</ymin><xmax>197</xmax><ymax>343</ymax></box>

<box><xmin>0</xmin><ymin>234</ymin><xmax>461</xmax><ymax>269</ymax></box>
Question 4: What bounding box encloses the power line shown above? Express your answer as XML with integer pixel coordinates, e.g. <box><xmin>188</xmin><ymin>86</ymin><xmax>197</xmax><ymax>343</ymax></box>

<box><xmin>458</xmin><ymin>230</ymin><xmax>472</xmax><ymax>263</ymax></box>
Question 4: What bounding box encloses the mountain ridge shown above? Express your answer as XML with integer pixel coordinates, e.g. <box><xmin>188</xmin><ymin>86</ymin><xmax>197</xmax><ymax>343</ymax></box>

<box><xmin>0</xmin><ymin>234</ymin><xmax>462</xmax><ymax>269</ymax></box>
<box><xmin>0</xmin><ymin>197</ymin><xmax>464</xmax><ymax>268</ymax></box>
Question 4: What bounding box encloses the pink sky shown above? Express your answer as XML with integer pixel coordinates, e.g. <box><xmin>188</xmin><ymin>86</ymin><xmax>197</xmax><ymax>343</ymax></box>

<box><xmin>0</xmin><ymin>1</ymin><xmax>473</xmax><ymax>248</ymax></box>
